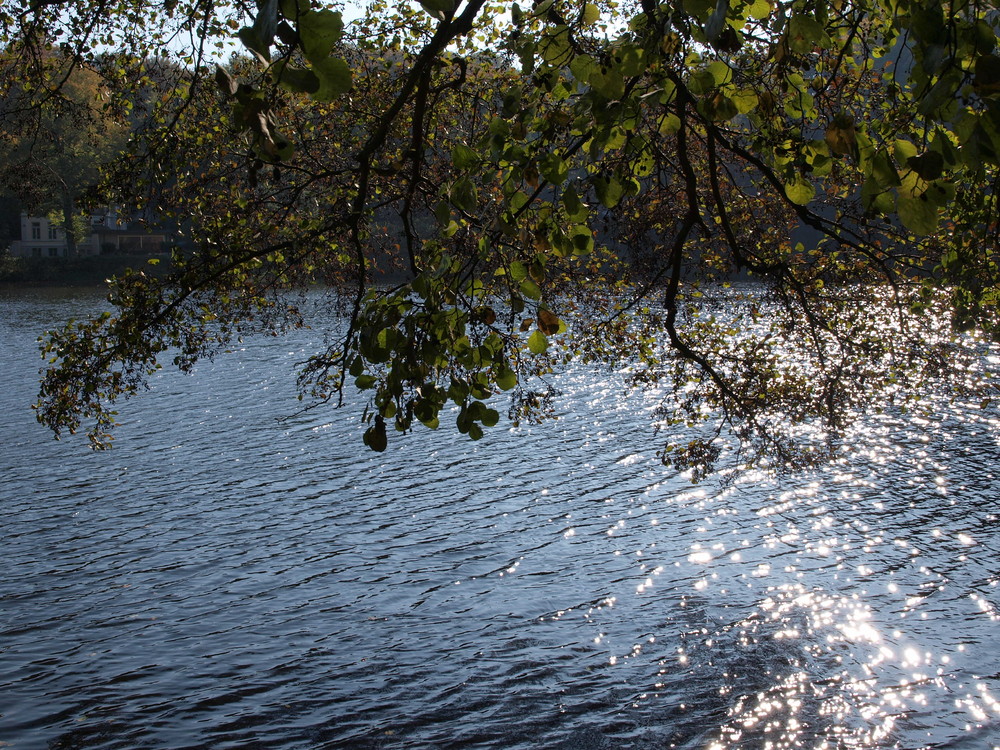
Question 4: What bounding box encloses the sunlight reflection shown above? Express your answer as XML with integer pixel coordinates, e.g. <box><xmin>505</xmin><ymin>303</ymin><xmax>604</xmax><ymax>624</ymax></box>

<box><xmin>700</xmin><ymin>576</ymin><xmax>986</xmax><ymax>749</ymax></box>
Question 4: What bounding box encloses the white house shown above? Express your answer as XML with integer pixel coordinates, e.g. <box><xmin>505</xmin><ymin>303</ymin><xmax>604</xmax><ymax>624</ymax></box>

<box><xmin>10</xmin><ymin>213</ymin><xmax>100</xmax><ymax>258</ymax></box>
<box><xmin>7</xmin><ymin>207</ymin><xmax>167</xmax><ymax>258</ymax></box>
<box><xmin>7</xmin><ymin>214</ymin><xmax>82</xmax><ymax>258</ymax></box>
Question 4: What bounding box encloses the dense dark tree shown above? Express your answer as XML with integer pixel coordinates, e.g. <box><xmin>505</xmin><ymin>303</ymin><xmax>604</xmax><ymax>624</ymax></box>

<box><xmin>0</xmin><ymin>52</ymin><xmax>127</xmax><ymax>252</ymax></box>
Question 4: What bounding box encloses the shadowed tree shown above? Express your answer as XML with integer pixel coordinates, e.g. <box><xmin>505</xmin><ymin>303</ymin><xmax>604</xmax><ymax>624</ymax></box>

<box><xmin>0</xmin><ymin>51</ymin><xmax>126</xmax><ymax>253</ymax></box>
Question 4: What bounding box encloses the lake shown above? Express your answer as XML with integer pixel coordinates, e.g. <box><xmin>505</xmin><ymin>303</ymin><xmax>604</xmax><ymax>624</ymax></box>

<box><xmin>1</xmin><ymin>286</ymin><xmax>999</xmax><ymax>749</ymax></box>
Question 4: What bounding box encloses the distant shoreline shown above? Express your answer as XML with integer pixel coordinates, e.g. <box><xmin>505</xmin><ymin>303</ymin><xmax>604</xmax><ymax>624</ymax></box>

<box><xmin>0</xmin><ymin>254</ymin><xmax>172</xmax><ymax>287</ymax></box>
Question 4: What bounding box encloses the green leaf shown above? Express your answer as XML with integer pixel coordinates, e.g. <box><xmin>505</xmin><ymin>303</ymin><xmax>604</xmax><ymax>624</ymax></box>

<box><xmin>496</xmin><ymin>366</ymin><xmax>517</xmax><ymax>391</ymax></box>
<box><xmin>238</xmin><ymin>26</ymin><xmax>271</xmax><ymax>62</ymax></box>
<box><xmin>861</xmin><ymin>178</ymin><xmax>894</xmax><ymax>215</ymax></box>
<box><xmin>701</xmin><ymin>92</ymin><xmax>738</xmax><ymax>121</ymax></box>
<box><xmin>582</xmin><ymin>3</ymin><xmax>600</xmax><ymax>25</ymax></box>
<box><xmin>571</xmin><ymin>224</ymin><xmax>594</xmax><ymax>256</ymax></box>
<box><xmin>897</xmin><ymin>191</ymin><xmax>940</xmax><ymax>235</ymax></box>
<box><xmin>562</xmin><ymin>186</ymin><xmax>587</xmax><ymax>221</ymax></box>
<box><xmin>869</xmin><ymin>149</ymin><xmax>901</xmax><ymax>189</ymax></box>
<box><xmin>917</xmin><ymin>69</ymin><xmax>962</xmax><ymax>118</ymax></box>
<box><xmin>451</xmin><ymin>144</ymin><xmax>480</xmax><ymax>170</ymax></box>
<box><xmin>590</xmin><ymin>68</ymin><xmax>625</xmax><ymax>100</ymax></box>
<box><xmin>434</xmin><ymin>199</ymin><xmax>451</xmax><ymax>225</ymax></box>
<box><xmin>520</xmin><ymin>277</ymin><xmax>542</xmax><ymax>300</ymax></box>
<box><xmin>299</xmin><ymin>9</ymin><xmax>343</xmax><ymax>62</ymax></box>
<box><xmin>658</xmin><ymin>113</ymin><xmax>681</xmax><ymax>134</ymax></box>
<box><xmin>448</xmin><ymin>378</ymin><xmax>469</xmax><ymax>404</ymax></box>
<box><xmin>707</xmin><ymin>61</ymin><xmax>732</xmax><ymax>86</ymax></box>
<box><xmin>311</xmin><ymin>56</ymin><xmax>352</xmax><ymax>100</ymax></box>
<box><xmin>688</xmin><ymin>69</ymin><xmax>716</xmax><ymax>95</ymax></box>
<box><xmin>527</xmin><ymin>329</ymin><xmax>549</xmax><ymax>354</ymax></box>
<box><xmin>925</xmin><ymin>179</ymin><xmax>955</xmax><ymax>206</ymax></box>
<box><xmin>961</xmin><ymin>122</ymin><xmax>1000</xmax><ymax>167</ymax></box>
<box><xmin>569</xmin><ymin>54</ymin><xmax>596</xmax><ymax>84</ymax></box>
<box><xmin>540</xmin><ymin>153</ymin><xmax>568</xmax><ymax>184</ymax></box>
<box><xmin>456</xmin><ymin>406</ymin><xmax>472</xmax><ymax>433</ymax></box>
<box><xmin>418</xmin><ymin>0</ymin><xmax>454</xmax><ymax>19</ymax></box>
<box><xmin>731</xmin><ymin>89</ymin><xmax>758</xmax><ymax>114</ymax></box>
<box><xmin>615</xmin><ymin>45</ymin><xmax>645</xmax><ymax>77</ymax></box>
<box><xmin>363</xmin><ymin>418</ymin><xmax>387</xmax><ymax>452</ymax></box>
<box><xmin>682</xmin><ymin>0</ymin><xmax>714</xmax><ymax>21</ymax></box>
<box><xmin>279</xmin><ymin>0</ymin><xmax>310</xmax><ymax>19</ymax></box>
<box><xmin>930</xmin><ymin>128</ymin><xmax>960</xmax><ymax>167</ymax></box>
<box><xmin>450</xmin><ymin>177</ymin><xmax>478</xmax><ymax>212</ymax></box>
<box><xmin>787</xmin><ymin>14</ymin><xmax>828</xmax><ymax>55</ymax></box>
<box><xmin>784</xmin><ymin>177</ymin><xmax>815</xmax><ymax>205</ymax></box>
<box><xmin>509</xmin><ymin>260</ymin><xmax>528</xmax><ymax>282</ymax></box>
<box><xmin>782</xmin><ymin>86</ymin><xmax>815</xmax><ymax>119</ymax></box>
<box><xmin>594</xmin><ymin>174</ymin><xmax>623</xmax><ymax>208</ymax></box>
<box><xmin>271</xmin><ymin>132</ymin><xmax>295</xmax><ymax>161</ymax></box>
<box><xmin>747</xmin><ymin>0</ymin><xmax>771</xmax><ymax>20</ymax></box>
<box><xmin>273</xmin><ymin>62</ymin><xmax>320</xmax><ymax>94</ymax></box>
<box><xmin>907</xmin><ymin>151</ymin><xmax>944</xmax><ymax>181</ymax></box>
<box><xmin>542</xmin><ymin>27</ymin><xmax>571</xmax><ymax>65</ymax></box>
<box><xmin>894</xmin><ymin>139</ymin><xmax>918</xmax><ymax>163</ymax></box>
<box><xmin>975</xmin><ymin>54</ymin><xmax>1000</xmax><ymax>95</ymax></box>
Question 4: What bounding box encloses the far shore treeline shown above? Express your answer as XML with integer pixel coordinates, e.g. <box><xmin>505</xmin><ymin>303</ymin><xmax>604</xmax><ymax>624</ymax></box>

<box><xmin>2</xmin><ymin>0</ymin><xmax>1000</xmax><ymax>477</ymax></box>
<box><xmin>0</xmin><ymin>253</ymin><xmax>173</xmax><ymax>286</ymax></box>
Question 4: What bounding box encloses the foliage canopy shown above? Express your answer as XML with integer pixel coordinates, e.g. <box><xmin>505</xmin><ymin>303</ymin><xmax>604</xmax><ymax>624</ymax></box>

<box><xmin>4</xmin><ymin>0</ymin><xmax>1000</xmax><ymax>475</ymax></box>
<box><xmin>0</xmin><ymin>56</ymin><xmax>126</xmax><ymax>252</ymax></box>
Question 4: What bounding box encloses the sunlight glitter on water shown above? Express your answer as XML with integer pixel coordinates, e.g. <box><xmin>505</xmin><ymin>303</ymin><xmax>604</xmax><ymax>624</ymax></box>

<box><xmin>707</xmin><ymin>598</ymin><xmax>901</xmax><ymax>747</ymax></box>
<box><xmin>4</xmin><ymin>290</ymin><xmax>1000</xmax><ymax>749</ymax></box>
<box><xmin>655</xmin><ymin>387</ymin><xmax>999</xmax><ymax>749</ymax></box>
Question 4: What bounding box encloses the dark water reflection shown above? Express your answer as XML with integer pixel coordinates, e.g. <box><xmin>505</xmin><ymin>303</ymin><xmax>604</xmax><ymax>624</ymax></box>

<box><xmin>1</xmin><ymin>287</ymin><xmax>998</xmax><ymax>749</ymax></box>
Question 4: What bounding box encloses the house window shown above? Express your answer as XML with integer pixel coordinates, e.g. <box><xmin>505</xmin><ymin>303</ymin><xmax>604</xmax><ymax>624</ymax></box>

<box><xmin>32</xmin><ymin>248</ymin><xmax>42</xmax><ymax>258</ymax></box>
<box><xmin>48</xmin><ymin>225</ymin><xmax>58</xmax><ymax>240</ymax></box>
<box><xmin>48</xmin><ymin>247</ymin><xmax>59</xmax><ymax>257</ymax></box>
<box><xmin>31</xmin><ymin>222</ymin><xmax>41</xmax><ymax>240</ymax></box>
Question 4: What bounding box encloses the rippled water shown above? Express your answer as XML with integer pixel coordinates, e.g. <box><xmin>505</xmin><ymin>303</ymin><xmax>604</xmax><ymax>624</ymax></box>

<box><xmin>1</xmin><ymin>286</ymin><xmax>999</xmax><ymax>749</ymax></box>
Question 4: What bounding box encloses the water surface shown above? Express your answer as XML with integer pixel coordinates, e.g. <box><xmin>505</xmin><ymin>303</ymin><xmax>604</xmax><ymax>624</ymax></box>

<box><xmin>1</xmin><ymin>287</ymin><xmax>998</xmax><ymax>748</ymax></box>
